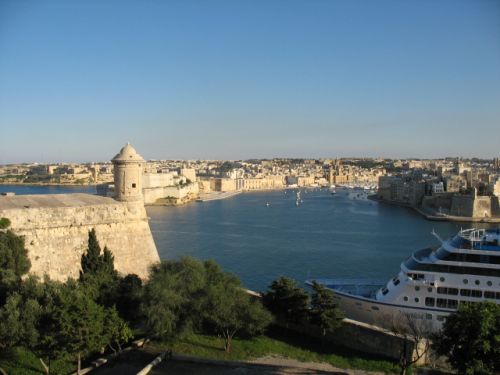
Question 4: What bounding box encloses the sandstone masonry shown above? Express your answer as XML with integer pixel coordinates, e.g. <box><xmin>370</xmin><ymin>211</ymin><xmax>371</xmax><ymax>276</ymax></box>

<box><xmin>0</xmin><ymin>144</ymin><xmax>160</xmax><ymax>281</ymax></box>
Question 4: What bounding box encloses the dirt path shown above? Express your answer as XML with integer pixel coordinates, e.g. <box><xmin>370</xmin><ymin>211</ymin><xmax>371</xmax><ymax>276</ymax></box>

<box><xmin>249</xmin><ymin>355</ymin><xmax>384</xmax><ymax>375</ymax></box>
<box><xmin>91</xmin><ymin>349</ymin><xmax>386</xmax><ymax>375</ymax></box>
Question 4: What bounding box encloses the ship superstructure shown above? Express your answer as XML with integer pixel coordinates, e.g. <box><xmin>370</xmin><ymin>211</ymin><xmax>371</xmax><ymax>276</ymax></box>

<box><xmin>308</xmin><ymin>228</ymin><xmax>500</xmax><ymax>331</ymax></box>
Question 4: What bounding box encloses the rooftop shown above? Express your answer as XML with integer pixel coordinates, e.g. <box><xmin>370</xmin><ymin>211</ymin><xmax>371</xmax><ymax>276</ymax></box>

<box><xmin>112</xmin><ymin>143</ymin><xmax>144</xmax><ymax>163</ymax></box>
<box><xmin>0</xmin><ymin>193</ymin><xmax>120</xmax><ymax>210</ymax></box>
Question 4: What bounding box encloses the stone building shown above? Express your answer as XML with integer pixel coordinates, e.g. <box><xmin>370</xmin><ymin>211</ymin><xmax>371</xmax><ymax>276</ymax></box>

<box><xmin>0</xmin><ymin>143</ymin><xmax>160</xmax><ymax>281</ymax></box>
<box><xmin>377</xmin><ymin>176</ymin><xmax>425</xmax><ymax>207</ymax></box>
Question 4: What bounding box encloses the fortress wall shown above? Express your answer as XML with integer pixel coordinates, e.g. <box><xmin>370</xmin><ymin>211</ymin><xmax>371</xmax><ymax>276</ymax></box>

<box><xmin>421</xmin><ymin>194</ymin><xmax>453</xmax><ymax>210</ymax></box>
<box><xmin>450</xmin><ymin>195</ymin><xmax>474</xmax><ymax>217</ymax></box>
<box><xmin>143</xmin><ymin>184</ymin><xmax>199</xmax><ymax>204</ymax></box>
<box><xmin>450</xmin><ymin>195</ymin><xmax>496</xmax><ymax>218</ymax></box>
<box><xmin>473</xmin><ymin>196</ymin><xmax>493</xmax><ymax>218</ymax></box>
<box><xmin>0</xmin><ymin>201</ymin><xmax>160</xmax><ymax>281</ymax></box>
<box><xmin>143</xmin><ymin>173</ymin><xmax>175</xmax><ymax>189</ymax></box>
<box><xmin>492</xmin><ymin>197</ymin><xmax>500</xmax><ymax>216</ymax></box>
<box><xmin>143</xmin><ymin>186</ymin><xmax>172</xmax><ymax>203</ymax></box>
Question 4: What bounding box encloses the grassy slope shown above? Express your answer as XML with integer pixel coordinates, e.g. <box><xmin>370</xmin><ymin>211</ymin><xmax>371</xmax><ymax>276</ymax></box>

<box><xmin>0</xmin><ymin>348</ymin><xmax>74</xmax><ymax>375</ymax></box>
<box><xmin>152</xmin><ymin>329</ymin><xmax>400</xmax><ymax>374</ymax></box>
<box><xmin>1</xmin><ymin>330</ymin><xmax>400</xmax><ymax>374</ymax></box>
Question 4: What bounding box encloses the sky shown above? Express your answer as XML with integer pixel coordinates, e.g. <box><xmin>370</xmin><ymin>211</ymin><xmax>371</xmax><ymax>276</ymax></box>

<box><xmin>0</xmin><ymin>0</ymin><xmax>499</xmax><ymax>163</ymax></box>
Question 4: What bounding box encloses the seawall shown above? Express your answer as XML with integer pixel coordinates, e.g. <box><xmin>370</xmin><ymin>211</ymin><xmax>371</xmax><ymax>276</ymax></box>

<box><xmin>0</xmin><ymin>193</ymin><xmax>160</xmax><ymax>281</ymax></box>
<box><xmin>370</xmin><ymin>195</ymin><xmax>500</xmax><ymax>223</ymax></box>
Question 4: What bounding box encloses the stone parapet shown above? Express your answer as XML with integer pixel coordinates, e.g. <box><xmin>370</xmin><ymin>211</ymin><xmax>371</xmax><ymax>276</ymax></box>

<box><xmin>0</xmin><ymin>193</ymin><xmax>160</xmax><ymax>281</ymax></box>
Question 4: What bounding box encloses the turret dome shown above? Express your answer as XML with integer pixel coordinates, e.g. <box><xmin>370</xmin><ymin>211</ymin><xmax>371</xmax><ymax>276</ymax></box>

<box><xmin>112</xmin><ymin>143</ymin><xmax>145</xmax><ymax>163</ymax></box>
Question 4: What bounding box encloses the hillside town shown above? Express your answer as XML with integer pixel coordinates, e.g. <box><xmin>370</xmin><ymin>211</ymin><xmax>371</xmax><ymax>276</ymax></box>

<box><xmin>1</xmin><ymin>157</ymin><xmax>499</xmax><ymax>221</ymax></box>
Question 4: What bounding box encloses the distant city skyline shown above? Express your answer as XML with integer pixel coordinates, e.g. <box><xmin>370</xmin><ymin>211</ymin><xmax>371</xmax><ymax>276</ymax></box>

<box><xmin>1</xmin><ymin>0</ymin><xmax>499</xmax><ymax>163</ymax></box>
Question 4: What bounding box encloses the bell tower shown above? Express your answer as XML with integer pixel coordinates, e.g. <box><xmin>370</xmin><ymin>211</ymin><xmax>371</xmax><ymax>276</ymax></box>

<box><xmin>112</xmin><ymin>143</ymin><xmax>144</xmax><ymax>202</ymax></box>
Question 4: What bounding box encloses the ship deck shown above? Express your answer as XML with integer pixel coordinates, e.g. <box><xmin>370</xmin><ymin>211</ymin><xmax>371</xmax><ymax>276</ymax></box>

<box><xmin>306</xmin><ymin>278</ymin><xmax>384</xmax><ymax>298</ymax></box>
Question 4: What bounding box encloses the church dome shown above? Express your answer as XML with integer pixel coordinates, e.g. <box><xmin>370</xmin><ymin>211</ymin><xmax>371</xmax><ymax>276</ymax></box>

<box><xmin>112</xmin><ymin>143</ymin><xmax>145</xmax><ymax>163</ymax></box>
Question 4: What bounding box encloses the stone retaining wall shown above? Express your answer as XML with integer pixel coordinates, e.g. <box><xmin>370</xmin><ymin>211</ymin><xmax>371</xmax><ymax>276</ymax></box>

<box><xmin>0</xmin><ymin>197</ymin><xmax>159</xmax><ymax>281</ymax></box>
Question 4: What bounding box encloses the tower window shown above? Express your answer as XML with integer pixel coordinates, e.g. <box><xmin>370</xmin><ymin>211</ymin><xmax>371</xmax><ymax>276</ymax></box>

<box><xmin>132</xmin><ymin>183</ymin><xmax>136</xmax><ymax>188</ymax></box>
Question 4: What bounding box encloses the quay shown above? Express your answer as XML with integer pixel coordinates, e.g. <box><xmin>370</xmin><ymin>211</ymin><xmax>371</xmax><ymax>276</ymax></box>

<box><xmin>369</xmin><ymin>195</ymin><xmax>500</xmax><ymax>224</ymax></box>
<box><xmin>197</xmin><ymin>191</ymin><xmax>241</xmax><ymax>202</ymax></box>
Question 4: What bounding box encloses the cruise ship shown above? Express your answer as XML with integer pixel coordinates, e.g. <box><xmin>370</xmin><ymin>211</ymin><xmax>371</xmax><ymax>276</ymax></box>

<box><xmin>307</xmin><ymin>228</ymin><xmax>500</xmax><ymax>332</ymax></box>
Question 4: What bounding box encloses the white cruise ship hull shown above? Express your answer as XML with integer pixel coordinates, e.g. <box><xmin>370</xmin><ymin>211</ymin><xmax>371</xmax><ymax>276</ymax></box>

<box><xmin>331</xmin><ymin>289</ymin><xmax>446</xmax><ymax>332</ymax></box>
<box><xmin>308</xmin><ymin>227</ymin><xmax>500</xmax><ymax>333</ymax></box>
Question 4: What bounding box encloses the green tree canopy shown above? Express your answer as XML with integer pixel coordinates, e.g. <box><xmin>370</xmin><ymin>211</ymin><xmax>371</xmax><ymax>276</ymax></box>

<box><xmin>142</xmin><ymin>257</ymin><xmax>207</xmax><ymax>339</ymax></box>
<box><xmin>103</xmin><ymin>307</ymin><xmax>133</xmax><ymax>354</ymax></box>
<box><xmin>202</xmin><ymin>261</ymin><xmax>271</xmax><ymax>352</ymax></box>
<box><xmin>6</xmin><ymin>276</ymin><xmax>134</xmax><ymax>375</ymax></box>
<box><xmin>0</xmin><ymin>218</ymin><xmax>11</xmax><ymax>230</ymax></box>
<box><xmin>115</xmin><ymin>274</ymin><xmax>143</xmax><ymax>324</ymax></box>
<box><xmin>56</xmin><ymin>283</ymin><xmax>107</xmax><ymax>373</ymax></box>
<box><xmin>0</xmin><ymin>292</ymin><xmax>40</xmax><ymax>350</ymax></box>
<box><xmin>0</xmin><ymin>226</ymin><xmax>31</xmax><ymax>301</ymax></box>
<box><xmin>80</xmin><ymin>229</ymin><xmax>119</xmax><ymax>307</ymax></box>
<box><xmin>262</xmin><ymin>276</ymin><xmax>310</xmax><ymax>326</ymax></box>
<box><xmin>309</xmin><ymin>281</ymin><xmax>343</xmax><ymax>336</ymax></box>
<box><xmin>433</xmin><ymin>301</ymin><xmax>500</xmax><ymax>375</ymax></box>
<box><xmin>80</xmin><ymin>229</ymin><xmax>115</xmax><ymax>277</ymax></box>
<box><xmin>142</xmin><ymin>257</ymin><xmax>272</xmax><ymax>351</ymax></box>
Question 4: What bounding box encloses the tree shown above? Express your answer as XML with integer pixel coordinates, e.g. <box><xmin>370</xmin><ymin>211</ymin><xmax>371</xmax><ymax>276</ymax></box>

<box><xmin>262</xmin><ymin>276</ymin><xmax>309</xmax><ymax>326</ymax></box>
<box><xmin>28</xmin><ymin>280</ymin><xmax>68</xmax><ymax>375</ymax></box>
<box><xmin>52</xmin><ymin>282</ymin><xmax>108</xmax><ymax>375</ymax></box>
<box><xmin>309</xmin><ymin>281</ymin><xmax>343</xmax><ymax>336</ymax></box>
<box><xmin>80</xmin><ymin>229</ymin><xmax>119</xmax><ymax>307</ymax></box>
<box><xmin>103</xmin><ymin>307</ymin><xmax>133</xmax><ymax>354</ymax></box>
<box><xmin>142</xmin><ymin>257</ymin><xmax>207</xmax><ymax>339</ymax></box>
<box><xmin>0</xmin><ymin>292</ymin><xmax>40</xmax><ymax>350</ymax></box>
<box><xmin>115</xmin><ymin>274</ymin><xmax>143</xmax><ymax>324</ymax></box>
<box><xmin>80</xmin><ymin>229</ymin><xmax>115</xmax><ymax>277</ymax></box>
<box><xmin>0</xmin><ymin>225</ymin><xmax>31</xmax><ymax>305</ymax></box>
<box><xmin>0</xmin><ymin>228</ymin><xmax>31</xmax><ymax>288</ymax></box>
<box><xmin>384</xmin><ymin>312</ymin><xmax>432</xmax><ymax>375</ymax></box>
<box><xmin>0</xmin><ymin>291</ymin><xmax>41</xmax><ymax>375</ymax></box>
<box><xmin>142</xmin><ymin>257</ymin><xmax>272</xmax><ymax>351</ymax></box>
<box><xmin>202</xmin><ymin>262</ymin><xmax>271</xmax><ymax>352</ymax></box>
<box><xmin>433</xmin><ymin>302</ymin><xmax>500</xmax><ymax>375</ymax></box>
<box><xmin>24</xmin><ymin>280</ymin><xmax>131</xmax><ymax>375</ymax></box>
<box><xmin>0</xmin><ymin>218</ymin><xmax>11</xmax><ymax>230</ymax></box>
<box><xmin>80</xmin><ymin>229</ymin><xmax>102</xmax><ymax>275</ymax></box>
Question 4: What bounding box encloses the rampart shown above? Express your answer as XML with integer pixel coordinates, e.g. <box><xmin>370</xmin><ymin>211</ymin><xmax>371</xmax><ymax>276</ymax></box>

<box><xmin>0</xmin><ymin>193</ymin><xmax>160</xmax><ymax>281</ymax></box>
<box><xmin>143</xmin><ymin>184</ymin><xmax>199</xmax><ymax>205</ymax></box>
<box><xmin>422</xmin><ymin>194</ymin><xmax>500</xmax><ymax>219</ymax></box>
<box><xmin>450</xmin><ymin>195</ymin><xmax>498</xmax><ymax>218</ymax></box>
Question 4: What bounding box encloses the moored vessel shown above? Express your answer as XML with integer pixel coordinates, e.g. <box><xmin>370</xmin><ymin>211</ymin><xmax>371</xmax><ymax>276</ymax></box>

<box><xmin>307</xmin><ymin>228</ymin><xmax>500</xmax><ymax>332</ymax></box>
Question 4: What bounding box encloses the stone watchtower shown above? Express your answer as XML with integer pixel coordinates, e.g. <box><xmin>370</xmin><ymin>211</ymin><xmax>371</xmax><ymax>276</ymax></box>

<box><xmin>112</xmin><ymin>143</ymin><xmax>145</xmax><ymax>203</ymax></box>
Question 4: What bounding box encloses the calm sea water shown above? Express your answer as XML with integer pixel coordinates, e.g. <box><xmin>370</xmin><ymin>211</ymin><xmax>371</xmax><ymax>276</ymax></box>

<box><xmin>1</xmin><ymin>184</ymin><xmax>489</xmax><ymax>291</ymax></box>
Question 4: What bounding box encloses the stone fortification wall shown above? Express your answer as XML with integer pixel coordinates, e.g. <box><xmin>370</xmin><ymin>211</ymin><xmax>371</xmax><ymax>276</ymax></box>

<box><xmin>143</xmin><ymin>183</ymin><xmax>199</xmax><ymax>204</ymax></box>
<box><xmin>0</xmin><ymin>194</ymin><xmax>160</xmax><ymax>281</ymax></box>
<box><xmin>143</xmin><ymin>173</ymin><xmax>175</xmax><ymax>189</ymax></box>
<box><xmin>473</xmin><ymin>196</ymin><xmax>493</xmax><ymax>218</ymax></box>
<box><xmin>492</xmin><ymin>197</ymin><xmax>500</xmax><ymax>216</ymax></box>
<box><xmin>422</xmin><ymin>194</ymin><xmax>499</xmax><ymax>219</ymax></box>
<box><xmin>275</xmin><ymin>318</ymin><xmax>420</xmax><ymax>364</ymax></box>
<box><xmin>450</xmin><ymin>195</ymin><xmax>474</xmax><ymax>217</ymax></box>
<box><xmin>450</xmin><ymin>195</ymin><xmax>496</xmax><ymax>218</ymax></box>
<box><xmin>421</xmin><ymin>194</ymin><xmax>453</xmax><ymax>211</ymax></box>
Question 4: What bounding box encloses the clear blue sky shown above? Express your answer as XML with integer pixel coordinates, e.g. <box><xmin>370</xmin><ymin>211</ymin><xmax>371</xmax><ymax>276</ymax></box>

<box><xmin>0</xmin><ymin>0</ymin><xmax>499</xmax><ymax>163</ymax></box>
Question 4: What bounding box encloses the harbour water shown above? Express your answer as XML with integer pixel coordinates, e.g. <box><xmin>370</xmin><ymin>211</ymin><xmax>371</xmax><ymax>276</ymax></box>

<box><xmin>0</xmin><ymin>185</ymin><xmax>488</xmax><ymax>291</ymax></box>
